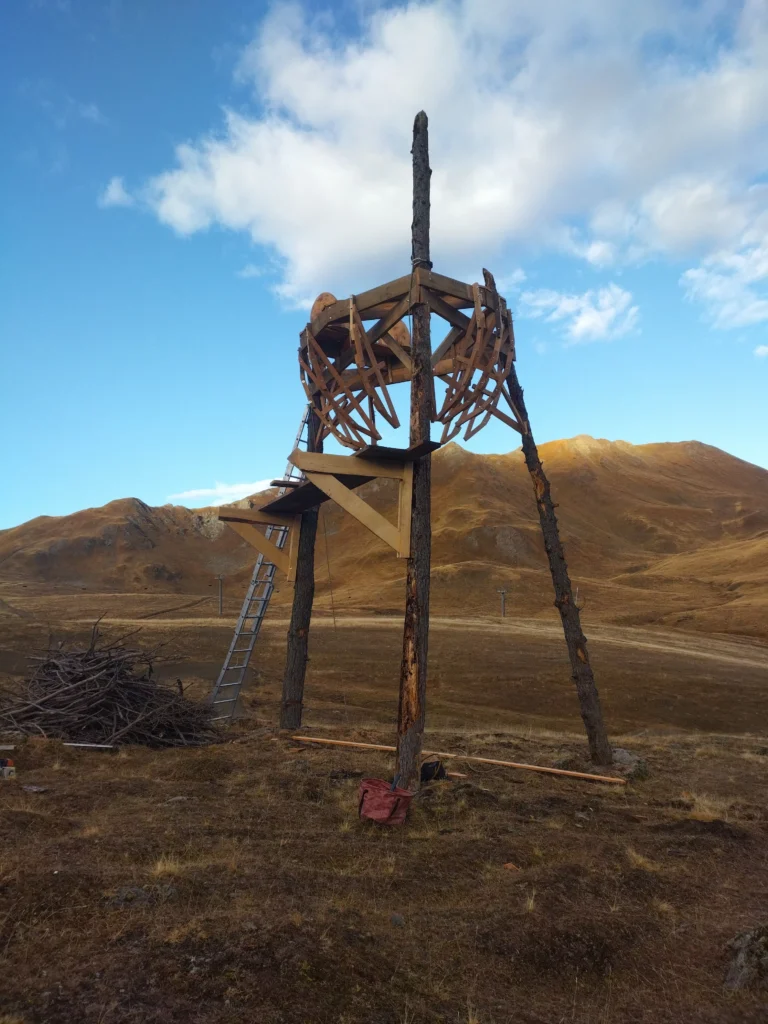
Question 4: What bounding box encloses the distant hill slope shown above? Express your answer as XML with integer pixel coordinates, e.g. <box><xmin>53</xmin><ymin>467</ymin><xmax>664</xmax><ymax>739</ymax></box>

<box><xmin>2</xmin><ymin>437</ymin><xmax>767</xmax><ymax>638</ymax></box>
<box><xmin>0</xmin><ymin>499</ymin><xmax>253</xmax><ymax>591</ymax></box>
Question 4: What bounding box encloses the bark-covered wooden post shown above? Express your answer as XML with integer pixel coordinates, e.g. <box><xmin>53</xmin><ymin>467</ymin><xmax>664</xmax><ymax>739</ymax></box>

<box><xmin>396</xmin><ymin>111</ymin><xmax>433</xmax><ymax>791</ymax></box>
<box><xmin>279</xmin><ymin>407</ymin><xmax>322</xmax><ymax>730</ymax></box>
<box><xmin>504</xmin><ymin>363</ymin><xmax>613</xmax><ymax>765</ymax></box>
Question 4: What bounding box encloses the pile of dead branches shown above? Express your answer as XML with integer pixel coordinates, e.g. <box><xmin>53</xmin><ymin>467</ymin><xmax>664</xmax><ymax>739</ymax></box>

<box><xmin>0</xmin><ymin>624</ymin><xmax>216</xmax><ymax>747</ymax></box>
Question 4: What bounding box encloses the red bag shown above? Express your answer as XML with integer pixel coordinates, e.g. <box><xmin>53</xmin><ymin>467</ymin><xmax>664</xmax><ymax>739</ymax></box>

<box><xmin>358</xmin><ymin>778</ymin><xmax>413</xmax><ymax>826</ymax></box>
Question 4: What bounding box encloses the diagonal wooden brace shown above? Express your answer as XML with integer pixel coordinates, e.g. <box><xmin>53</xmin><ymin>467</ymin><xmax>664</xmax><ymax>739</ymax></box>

<box><xmin>219</xmin><ymin>513</ymin><xmax>300</xmax><ymax>581</ymax></box>
<box><xmin>303</xmin><ymin>469</ymin><xmax>411</xmax><ymax>557</ymax></box>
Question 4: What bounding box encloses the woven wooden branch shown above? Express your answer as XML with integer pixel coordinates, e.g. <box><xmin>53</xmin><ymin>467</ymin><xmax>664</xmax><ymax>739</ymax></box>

<box><xmin>298</xmin><ymin>268</ymin><xmax>521</xmax><ymax>450</ymax></box>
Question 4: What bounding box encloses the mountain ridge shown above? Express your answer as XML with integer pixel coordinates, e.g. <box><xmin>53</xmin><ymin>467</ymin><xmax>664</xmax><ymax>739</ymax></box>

<box><xmin>2</xmin><ymin>436</ymin><xmax>766</xmax><ymax>639</ymax></box>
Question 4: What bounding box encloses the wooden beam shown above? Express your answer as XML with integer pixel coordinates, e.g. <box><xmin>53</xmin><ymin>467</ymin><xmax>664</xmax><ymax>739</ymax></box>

<box><xmin>289</xmin><ymin>448</ymin><xmax>405</xmax><ymax>480</ymax></box>
<box><xmin>430</xmin><ymin>324</ymin><xmax>463</xmax><ymax>368</ymax></box>
<box><xmin>398</xmin><ymin>462</ymin><xmax>414</xmax><ymax>558</ymax></box>
<box><xmin>365</xmin><ymin>295</ymin><xmax>412</xmax><ymax>347</ymax></box>
<box><xmin>425</xmin><ymin>289</ymin><xmax>471</xmax><ymax>331</ymax></box>
<box><xmin>310</xmin><ymin>274</ymin><xmax>412</xmax><ymax>336</ymax></box>
<box><xmin>356</xmin><ymin>441</ymin><xmax>441</xmax><ymax>462</ymax></box>
<box><xmin>225</xmin><ymin>522</ymin><xmax>293</xmax><ymax>579</ymax></box>
<box><xmin>303</xmin><ymin>470</ymin><xmax>401</xmax><ymax>553</ymax></box>
<box><xmin>218</xmin><ymin>508</ymin><xmax>298</xmax><ymax>529</ymax></box>
<box><xmin>415</xmin><ymin>267</ymin><xmax>490</xmax><ymax>307</ymax></box>
<box><xmin>397</xmin><ymin>111</ymin><xmax>433</xmax><ymax>794</ymax></box>
<box><xmin>332</xmin><ymin>356</ymin><xmax>455</xmax><ymax>392</ymax></box>
<box><xmin>380</xmin><ymin>330</ymin><xmax>413</xmax><ymax>372</ymax></box>
<box><xmin>290</xmin><ymin>736</ymin><xmax>627</xmax><ymax>785</ymax></box>
<box><xmin>492</xmin><ymin>277</ymin><xmax>613</xmax><ymax>766</ymax></box>
<box><xmin>259</xmin><ymin>474</ymin><xmax>375</xmax><ymax>515</ymax></box>
<box><xmin>281</xmin><ymin>405</ymin><xmax>322</xmax><ymax>730</ymax></box>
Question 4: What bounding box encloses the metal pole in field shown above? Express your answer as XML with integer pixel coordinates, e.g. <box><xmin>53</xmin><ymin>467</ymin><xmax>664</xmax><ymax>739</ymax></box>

<box><xmin>216</xmin><ymin>575</ymin><xmax>224</xmax><ymax>616</ymax></box>
<box><xmin>497</xmin><ymin>588</ymin><xmax>507</xmax><ymax>618</ymax></box>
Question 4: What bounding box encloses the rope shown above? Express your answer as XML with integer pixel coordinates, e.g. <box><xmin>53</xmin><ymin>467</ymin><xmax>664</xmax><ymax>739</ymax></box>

<box><xmin>322</xmin><ymin>507</ymin><xmax>337</xmax><ymax>631</ymax></box>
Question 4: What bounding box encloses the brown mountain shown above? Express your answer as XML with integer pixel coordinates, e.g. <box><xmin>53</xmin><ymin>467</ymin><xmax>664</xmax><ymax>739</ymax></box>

<box><xmin>0</xmin><ymin>499</ymin><xmax>254</xmax><ymax>592</ymax></box>
<box><xmin>2</xmin><ymin>437</ymin><xmax>766</xmax><ymax>638</ymax></box>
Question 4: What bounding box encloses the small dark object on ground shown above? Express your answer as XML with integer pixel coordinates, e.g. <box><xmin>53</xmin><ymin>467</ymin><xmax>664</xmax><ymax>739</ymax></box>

<box><xmin>390</xmin><ymin>913</ymin><xmax>405</xmax><ymax>927</ymax></box>
<box><xmin>0</xmin><ymin>622</ymin><xmax>215</xmax><ymax>748</ymax></box>
<box><xmin>420</xmin><ymin>759</ymin><xmax>447</xmax><ymax>782</ymax></box>
<box><xmin>725</xmin><ymin>925</ymin><xmax>768</xmax><ymax>990</ymax></box>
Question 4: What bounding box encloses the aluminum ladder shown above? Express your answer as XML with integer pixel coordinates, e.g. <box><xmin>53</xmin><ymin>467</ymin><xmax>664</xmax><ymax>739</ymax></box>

<box><xmin>210</xmin><ymin>407</ymin><xmax>310</xmax><ymax>721</ymax></box>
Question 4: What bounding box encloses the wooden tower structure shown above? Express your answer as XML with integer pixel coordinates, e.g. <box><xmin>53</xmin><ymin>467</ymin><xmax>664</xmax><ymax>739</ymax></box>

<box><xmin>217</xmin><ymin>112</ymin><xmax>613</xmax><ymax>785</ymax></box>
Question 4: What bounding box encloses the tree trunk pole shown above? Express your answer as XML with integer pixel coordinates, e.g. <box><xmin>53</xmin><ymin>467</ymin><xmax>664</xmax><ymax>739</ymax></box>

<box><xmin>280</xmin><ymin>407</ymin><xmax>322</xmax><ymax>730</ymax></box>
<box><xmin>505</xmin><ymin>366</ymin><xmax>613</xmax><ymax>765</ymax></box>
<box><xmin>396</xmin><ymin>111</ymin><xmax>433</xmax><ymax>791</ymax></box>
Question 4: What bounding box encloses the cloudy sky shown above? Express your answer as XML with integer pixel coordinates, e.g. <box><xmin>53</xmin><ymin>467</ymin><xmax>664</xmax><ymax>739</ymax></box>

<box><xmin>3</xmin><ymin>0</ymin><xmax>768</xmax><ymax>528</ymax></box>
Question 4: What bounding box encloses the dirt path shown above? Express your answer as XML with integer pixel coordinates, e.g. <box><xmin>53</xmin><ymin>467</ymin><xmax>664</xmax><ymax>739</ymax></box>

<box><xmin>77</xmin><ymin>613</ymin><xmax>768</xmax><ymax>672</ymax></box>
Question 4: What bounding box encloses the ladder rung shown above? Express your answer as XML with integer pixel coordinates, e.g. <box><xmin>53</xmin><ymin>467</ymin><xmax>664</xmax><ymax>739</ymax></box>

<box><xmin>210</xmin><ymin>404</ymin><xmax>309</xmax><ymax>707</ymax></box>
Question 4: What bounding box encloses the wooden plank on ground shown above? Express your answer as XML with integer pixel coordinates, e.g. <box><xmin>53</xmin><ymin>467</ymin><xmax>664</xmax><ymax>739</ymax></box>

<box><xmin>290</xmin><ymin>736</ymin><xmax>627</xmax><ymax>785</ymax></box>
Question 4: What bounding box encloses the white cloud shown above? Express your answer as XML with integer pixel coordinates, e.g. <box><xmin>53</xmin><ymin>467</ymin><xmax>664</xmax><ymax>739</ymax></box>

<box><xmin>237</xmin><ymin>263</ymin><xmax>264</xmax><ymax>279</ymax></box>
<box><xmin>521</xmin><ymin>283</ymin><xmax>639</xmax><ymax>342</ymax></box>
<box><xmin>136</xmin><ymin>1</ymin><xmax>768</xmax><ymax>320</ymax></box>
<box><xmin>682</xmin><ymin>243</ymin><xmax>768</xmax><ymax>328</ymax></box>
<box><xmin>167</xmin><ymin>481</ymin><xmax>273</xmax><ymax>508</ymax></box>
<box><xmin>755</xmin><ymin>345</ymin><xmax>768</xmax><ymax>357</ymax></box>
<box><xmin>98</xmin><ymin>176</ymin><xmax>133</xmax><ymax>208</ymax></box>
<box><xmin>497</xmin><ymin>268</ymin><xmax>526</xmax><ymax>292</ymax></box>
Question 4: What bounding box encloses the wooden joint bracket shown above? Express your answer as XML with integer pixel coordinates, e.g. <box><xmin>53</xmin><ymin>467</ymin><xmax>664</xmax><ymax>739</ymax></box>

<box><xmin>220</xmin><ymin>514</ymin><xmax>301</xmax><ymax>582</ymax></box>
<box><xmin>295</xmin><ymin>453</ymin><xmax>413</xmax><ymax>558</ymax></box>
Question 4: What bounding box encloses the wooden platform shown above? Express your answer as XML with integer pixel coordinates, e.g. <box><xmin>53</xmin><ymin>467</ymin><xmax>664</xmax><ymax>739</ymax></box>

<box><xmin>261</xmin><ymin>474</ymin><xmax>374</xmax><ymax>515</ymax></box>
<box><xmin>259</xmin><ymin>442</ymin><xmax>441</xmax><ymax>516</ymax></box>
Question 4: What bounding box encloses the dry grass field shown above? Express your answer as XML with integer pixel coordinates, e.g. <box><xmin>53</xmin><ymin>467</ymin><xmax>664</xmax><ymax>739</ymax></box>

<box><xmin>2</xmin><ymin>435</ymin><xmax>768</xmax><ymax>1021</ymax></box>
<box><xmin>1</xmin><ymin>720</ymin><xmax>767</xmax><ymax>1024</ymax></box>
<box><xmin>2</xmin><ymin>599</ymin><xmax>768</xmax><ymax>1023</ymax></box>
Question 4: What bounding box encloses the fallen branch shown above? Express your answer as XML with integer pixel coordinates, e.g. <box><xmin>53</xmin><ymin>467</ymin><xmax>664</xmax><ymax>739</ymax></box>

<box><xmin>290</xmin><ymin>735</ymin><xmax>627</xmax><ymax>785</ymax></box>
<box><xmin>0</xmin><ymin>626</ymin><xmax>215</xmax><ymax>748</ymax></box>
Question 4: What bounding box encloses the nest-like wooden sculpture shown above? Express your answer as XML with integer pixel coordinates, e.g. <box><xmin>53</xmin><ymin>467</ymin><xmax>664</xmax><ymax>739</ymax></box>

<box><xmin>299</xmin><ymin>267</ymin><xmax>524</xmax><ymax>450</ymax></box>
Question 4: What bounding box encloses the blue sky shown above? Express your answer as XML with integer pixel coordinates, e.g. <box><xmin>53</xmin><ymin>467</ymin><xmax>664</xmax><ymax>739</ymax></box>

<box><xmin>2</xmin><ymin>0</ymin><xmax>767</xmax><ymax>530</ymax></box>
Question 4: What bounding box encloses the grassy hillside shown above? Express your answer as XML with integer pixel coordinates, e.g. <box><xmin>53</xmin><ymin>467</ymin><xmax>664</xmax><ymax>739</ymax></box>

<box><xmin>2</xmin><ymin>436</ymin><xmax>767</xmax><ymax>638</ymax></box>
